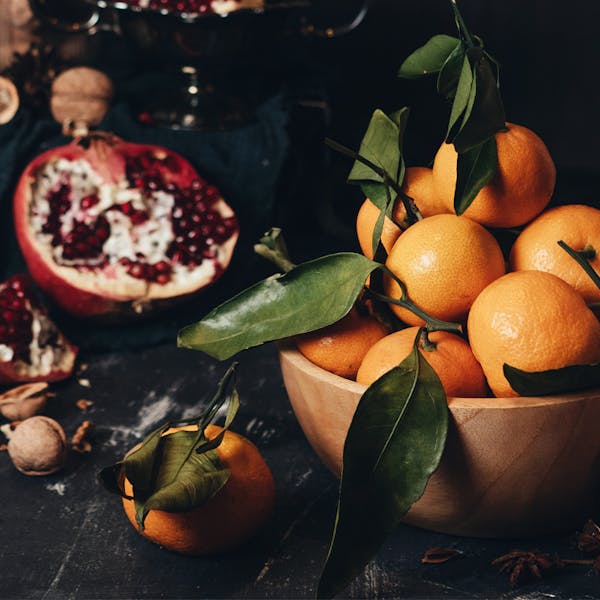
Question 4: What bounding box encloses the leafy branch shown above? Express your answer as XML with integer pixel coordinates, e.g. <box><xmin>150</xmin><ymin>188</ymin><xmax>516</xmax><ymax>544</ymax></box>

<box><xmin>399</xmin><ymin>0</ymin><xmax>506</xmax><ymax>214</ymax></box>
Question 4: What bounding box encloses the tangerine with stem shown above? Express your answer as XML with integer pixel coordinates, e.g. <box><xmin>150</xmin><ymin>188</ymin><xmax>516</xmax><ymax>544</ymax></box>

<box><xmin>432</xmin><ymin>123</ymin><xmax>556</xmax><ymax>228</ymax></box>
<box><xmin>509</xmin><ymin>204</ymin><xmax>600</xmax><ymax>304</ymax></box>
<box><xmin>384</xmin><ymin>214</ymin><xmax>506</xmax><ymax>325</ymax></box>
<box><xmin>467</xmin><ymin>271</ymin><xmax>600</xmax><ymax>397</ymax></box>
<box><xmin>356</xmin><ymin>326</ymin><xmax>488</xmax><ymax>398</ymax></box>
<box><xmin>121</xmin><ymin>424</ymin><xmax>275</xmax><ymax>555</ymax></box>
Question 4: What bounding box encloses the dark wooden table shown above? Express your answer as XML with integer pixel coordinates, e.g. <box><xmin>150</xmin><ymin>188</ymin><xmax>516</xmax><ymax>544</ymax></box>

<box><xmin>1</xmin><ymin>341</ymin><xmax>598</xmax><ymax>599</ymax></box>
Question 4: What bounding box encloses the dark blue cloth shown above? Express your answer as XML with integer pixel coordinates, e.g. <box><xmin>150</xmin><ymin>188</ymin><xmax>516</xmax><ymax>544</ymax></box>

<box><xmin>0</xmin><ymin>97</ymin><xmax>289</xmax><ymax>350</ymax></box>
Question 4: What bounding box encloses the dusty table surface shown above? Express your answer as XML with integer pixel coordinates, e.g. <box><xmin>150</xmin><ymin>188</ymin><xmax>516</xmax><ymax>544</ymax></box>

<box><xmin>0</xmin><ymin>342</ymin><xmax>598</xmax><ymax>599</ymax></box>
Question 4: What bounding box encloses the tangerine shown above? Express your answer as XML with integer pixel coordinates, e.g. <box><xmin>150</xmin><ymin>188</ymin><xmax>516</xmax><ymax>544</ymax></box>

<box><xmin>122</xmin><ymin>424</ymin><xmax>275</xmax><ymax>555</ymax></box>
<box><xmin>467</xmin><ymin>271</ymin><xmax>600</xmax><ymax>397</ymax></box>
<box><xmin>509</xmin><ymin>204</ymin><xmax>600</xmax><ymax>304</ymax></box>
<box><xmin>356</xmin><ymin>326</ymin><xmax>488</xmax><ymax>398</ymax></box>
<box><xmin>296</xmin><ymin>307</ymin><xmax>388</xmax><ymax>379</ymax></box>
<box><xmin>384</xmin><ymin>214</ymin><xmax>506</xmax><ymax>325</ymax></box>
<box><xmin>432</xmin><ymin>123</ymin><xmax>556</xmax><ymax>228</ymax></box>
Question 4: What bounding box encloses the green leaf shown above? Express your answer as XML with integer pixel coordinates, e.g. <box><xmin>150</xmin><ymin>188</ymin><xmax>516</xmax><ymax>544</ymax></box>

<box><xmin>445</xmin><ymin>53</ymin><xmax>474</xmax><ymax>141</ymax></box>
<box><xmin>503</xmin><ymin>363</ymin><xmax>600</xmax><ymax>397</ymax></box>
<box><xmin>359</xmin><ymin>182</ymin><xmax>386</xmax><ymax>211</ymax></box>
<box><xmin>317</xmin><ymin>337</ymin><xmax>448</xmax><ymax>598</ymax></box>
<box><xmin>97</xmin><ymin>462</ymin><xmax>128</xmax><ymax>497</ymax></box>
<box><xmin>178</xmin><ymin>253</ymin><xmax>379</xmax><ymax>360</ymax></box>
<box><xmin>136</xmin><ymin>431</ymin><xmax>230</xmax><ymax>527</ymax></box>
<box><xmin>348</xmin><ymin>108</ymin><xmax>411</xmax><ymax>207</ymax></box>
<box><xmin>348</xmin><ymin>110</ymin><xmax>400</xmax><ymax>187</ymax></box>
<box><xmin>437</xmin><ymin>41</ymin><xmax>466</xmax><ymax>99</ymax></box>
<box><xmin>390</xmin><ymin>107</ymin><xmax>410</xmax><ymax>187</ymax></box>
<box><xmin>124</xmin><ymin>422</ymin><xmax>171</xmax><ymax>500</ymax></box>
<box><xmin>98</xmin><ymin>364</ymin><xmax>240</xmax><ymax>530</ymax></box>
<box><xmin>454</xmin><ymin>136</ymin><xmax>497</xmax><ymax>215</ymax></box>
<box><xmin>452</xmin><ymin>48</ymin><xmax>506</xmax><ymax>154</ymax></box>
<box><xmin>398</xmin><ymin>35</ymin><xmax>460</xmax><ymax>79</ymax></box>
<box><xmin>370</xmin><ymin>194</ymin><xmax>389</xmax><ymax>260</ymax></box>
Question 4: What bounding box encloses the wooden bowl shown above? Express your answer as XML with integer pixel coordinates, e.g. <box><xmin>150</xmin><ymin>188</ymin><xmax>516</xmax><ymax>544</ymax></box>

<box><xmin>279</xmin><ymin>344</ymin><xmax>600</xmax><ymax>538</ymax></box>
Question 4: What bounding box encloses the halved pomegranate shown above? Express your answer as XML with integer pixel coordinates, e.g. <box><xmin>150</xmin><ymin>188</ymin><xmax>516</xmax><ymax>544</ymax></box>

<box><xmin>0</xmin><ymin>275</ymin><xmax>78</xmax><ymax>384</ymax></box>
<box><xmin>14</xmin><ymin>135</ymin><xmax>239</xmax><ymax>319</ymax></box>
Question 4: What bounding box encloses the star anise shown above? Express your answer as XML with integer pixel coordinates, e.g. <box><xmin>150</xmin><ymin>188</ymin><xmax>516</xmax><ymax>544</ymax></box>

<box><xmin>492</xmin><ymin>550</ymin><xmax>562</xmax><ymax>586</ymax></box>
<box><xmin>575</xmin><ymin>520</ymin><xmax>600</xmax><ymax>555</ymax></box>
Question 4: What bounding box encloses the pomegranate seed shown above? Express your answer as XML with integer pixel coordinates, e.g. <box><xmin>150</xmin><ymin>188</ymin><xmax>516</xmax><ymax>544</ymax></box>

<box><xmin>156</xmin><ymin>274</ymin><xmax>170</xmax><ymax>285</ymax></box>
<box><xmin>127</xmin><ymin>263</ymin><xmax>145</xmax><ymax>278</ymax></box>
<box><xmin>120</xmin><ymin>202</ymin><xmax>134</xmax><ymax>215</ymax></box>
<box><xmin>80</xmin><ymin>195</ymin><xmax>99</xmax><ymax>209</ymax></box>
<box><xmin>154</xmin><ymin>261</ymin><xmax>171</xmax><ymax>273</ymax></box>
<box><xmin>130</xmin><ymin>211</ymin><xmax>149</xmax><ymax>226</ymax></box>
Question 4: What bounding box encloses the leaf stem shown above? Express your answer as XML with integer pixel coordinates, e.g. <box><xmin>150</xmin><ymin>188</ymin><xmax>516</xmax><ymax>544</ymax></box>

<box><xmin>419</xmin><ymin>328</ymin><xmax>437</xmax><ymax>352</ymax></box>
<box><xmin>367</xmin><ymin>267</ymin><xmax>462</xmax><ymax>335</ymax></box>
<box><xmin>450</xmin><ymin>0</ymin><xmax>475</xmax><ymax>48</ymax></box>
<box><xmin>558</xmin><ymin>240</ymin><xmax>600</xmax><ymax>291</ymax></box>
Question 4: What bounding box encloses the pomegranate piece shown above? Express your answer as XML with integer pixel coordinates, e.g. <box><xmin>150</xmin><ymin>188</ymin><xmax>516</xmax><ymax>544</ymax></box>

<box><xmin>0</xmin><ymin>275</ymin><xmax>78</xmax><ymax>384</ymax></box>
<box><xmin>14</xmin><ymin>135</ymin><xmax>239</xmax><ymax>319</ymax></box>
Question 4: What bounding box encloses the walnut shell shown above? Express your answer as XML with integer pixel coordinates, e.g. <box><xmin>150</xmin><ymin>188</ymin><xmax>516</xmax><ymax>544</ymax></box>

<box><xmin>50</xmin><ymin>67</ymin><xmax>114</xmax><ymax>129</ymax></box>
<box><xmin>0</xmin><ymin>382</ymin><xmax>48</xmax><ymax>421</ymax></box>
<box><xmin>7</xmin><ymin>416</ymin><xmax>67</xmax><ymax>476</ymax></box>
<box><xmin>0</xmin><ymin>77</ymin><xmax>19</xmax><ymax>125</ymax></box>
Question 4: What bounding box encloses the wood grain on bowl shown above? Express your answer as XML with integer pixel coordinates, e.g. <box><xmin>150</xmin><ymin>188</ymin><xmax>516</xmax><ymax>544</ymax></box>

<box><xmin>279</xmin><ymin>344</ymin><xmax>600</xmax><ymax>538</ymax></box>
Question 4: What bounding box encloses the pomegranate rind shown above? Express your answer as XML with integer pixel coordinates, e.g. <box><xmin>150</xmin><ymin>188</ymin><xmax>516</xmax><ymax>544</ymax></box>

<box><xmin>0</xmin><ymin>275</ymin><xmax>78</xmax><ymax>384</ymax></box>
<box><xmin>0</xmin><ymin>348</ymin><xmax>78</xmax><ymax>384</ymax></box>
<box><xmin>14</xmin><ymin>138</ymin><xmax>239</xmax><ymax>319</ymax></box>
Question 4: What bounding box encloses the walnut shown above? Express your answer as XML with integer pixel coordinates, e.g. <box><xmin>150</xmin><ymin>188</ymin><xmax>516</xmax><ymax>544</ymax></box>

<box><xmin>5</xmin><ymin>416</ymin><xmax>67</xmax><ymax>476</ymax></box>
<box><xmin>0</xmin><ymin>382</ymin><xmax>49</xmax><ymax>420</ymax></box>
<box><xmin>0</xmin><ymin>76</ymin><xmax>19</xmax><ymax>125</ymax></box>
<box><xmin>50</xmin><ymin>67</ymin><xmax>114</xmax><ymax>135</ymax></box>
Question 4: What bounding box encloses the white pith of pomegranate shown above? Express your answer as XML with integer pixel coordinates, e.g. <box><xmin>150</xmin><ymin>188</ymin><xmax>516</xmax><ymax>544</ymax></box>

<box><xmin>0</xmin><ymin>275</ymin><xmax>78</xmax><ymax>384</ymax></box>
<box><xmin>14</xmin><ymin>136</ymin><xmax>239</xmax><ymax>318</ymax></box>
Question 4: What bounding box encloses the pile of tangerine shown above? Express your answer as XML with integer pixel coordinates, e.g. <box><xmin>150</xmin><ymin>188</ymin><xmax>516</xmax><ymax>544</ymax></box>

<box><xmin>297</xmin><ymin>123</ymin><xmax>600</xmax><ymax>398</ymax></box>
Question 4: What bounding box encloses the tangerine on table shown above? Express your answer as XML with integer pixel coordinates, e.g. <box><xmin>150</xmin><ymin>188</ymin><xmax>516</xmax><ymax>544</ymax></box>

<box><xmin>296</xmin><ymin>307</ymin><xmax>388</xmax><ymax>380</ymax></box>
<box><xmin>384</xmin><ymin>214</ymin><xmax>506</xmax><ymax>326</ymax></box>
<box><xmin>356</xmin><ymin>326</ymin><xmax>488</xmax><ymax>398</ymax></box>
<box><xmin>467</xmin><ymin>270</ymin><xmax>600</xmax><ymax>398</ymax></box>
<box><xmin>122</xmin><ymin>424</ymin><xmax>275</xmax><ymax>555</ymax></box>
<box><xmin>509</xmin><ymin>204</ymin><xmax>600</xmax><ymax>304</ymax></box>
<box><xmin>356</xmin><ymin>167</ymin><xmax>447</xmax><ymax>259</ymax></box>
<box><xmin>432</xmin><ymin>123</ymin><xmax>556</xmax><ymax>228</ymax></box>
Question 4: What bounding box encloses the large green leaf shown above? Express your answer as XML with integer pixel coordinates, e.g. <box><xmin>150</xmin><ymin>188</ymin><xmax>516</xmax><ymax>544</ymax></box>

<box><xmin>178</xmin><ymin>253</ymin><xmax>379</xmax><ymax>360</ymax></box>
<box><xmin>504</xmin><ymin>363</ymin><xmax>600</xmax><ymax>397</ymax></box>
<box><xmin>454</xmin><ymin>136</ymin><xmax>498</xmax><ymax>215</ymax></box>
<box><xmin>317</xmin><ymin>340</ymin><xmax>448</xmax><ymax>598</ymax></box>
<box><xmin>398</xmin><ymin>34</ymin><xmax>460</xmax><ymax>79</ymax></box>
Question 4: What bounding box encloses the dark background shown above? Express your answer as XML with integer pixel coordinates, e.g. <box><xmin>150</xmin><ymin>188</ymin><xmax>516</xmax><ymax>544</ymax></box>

<box><xmin>1</xmin><ymin>2</ymin><xmax>600</xmax><ymax>598</ymax></box>
<box><xmin>312</xmin><ymin>0</ymin><xmax>600</xmax><ymax>250</ymax></box>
